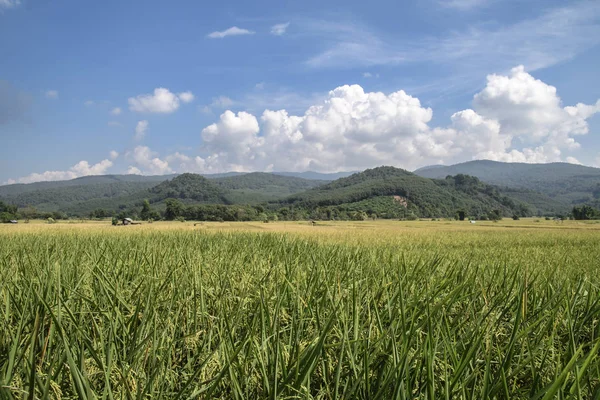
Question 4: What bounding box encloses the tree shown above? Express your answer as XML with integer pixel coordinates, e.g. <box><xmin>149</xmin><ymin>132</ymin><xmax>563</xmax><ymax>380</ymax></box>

<box><xmin>456</xmin><ymin>210</ymin><xmax>466</xmax><ymax>221</ymax></box>
<box><xmin>21</xmin><ymin>206</ymin><xmax>38</xmax><ymax>222</ymax></box>
<box><xmin>488</xmin><ymin>209</ymin><xmax>502</xmax><ymax>222</ymax></box>
<box><xmin>572</xmin><ymin>205</ymin><xmax>599</xmax><ymax>220</ymax></box>
<box><xmin>164</xmin><ymin>198</ymin><xmax>184</xmax><ymax>220</ymax></box>
<box><xmin>140</xmin><ymin>200</ymin><xmax>152</xmax><ymax>221</ymax></box>
<box><xmin>0</xmin><ymin>212</ymin><xmax>14</xmax><ymax>223</ymax></box>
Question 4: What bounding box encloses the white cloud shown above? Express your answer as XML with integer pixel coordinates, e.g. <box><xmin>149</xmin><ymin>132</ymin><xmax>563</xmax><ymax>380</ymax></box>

<box><xmin>128</xmin><ymin>88</ymin><xmax>193</xmax><ymax>113</ymax></box>
<box><xmin>363</xmin><ymin>72</ymin><xmax>372</xmax><ymax>78</ymax></box>
<box><xmin>178</xmin><ymin>91</ymin><xmax>195</xmax><ymax>103</ymax></box>
<box><xmin>594</xmin><ymin>155</ymin><xmax>600</xmax><ymax>168</ymax></box>
<box><xmin>184</xmin><ymin>67</ymin><xmax>599</xmax><ymax>173</ymax></box>
<box><xmin>9</xmin><ymin>159</ymin><xmax>113</xmax><ymax>184</ymax></box>
<box><xmin>0</xmin><ymin>0</ymin><xmax>21</xmax><ymax>9</ymax></box>
<box><xmin>207</xmin><ymin>26</ymin><xmax>255</xmax><ymax>39</ymax></box>
<box><xmin>135</xmin><ymin>120</ymin><xmax>148</xmax><ymax>141</ymax></box>
<box><xmin>566</xmin><ymin>157</ymin><xmax>582</xmax><ymax>165</ymax></box>
<box><xmin>255</xmin><ymin>82</ymin><xmax>265</xmax><ymax>90</ymax></box>
<box><xmin>271</xmin><ymin>22</ymin><xmax>290</xmax><ymax>36</ymax></box>
<box><xmin>127</xmin><ymin>146</ymin><xmax>172</xmax><ymax>175</ymax></box>
<box><xmin>108</xmin><ymin>121</ymin><xmax>123</xmax><ymax>127</ymax></box>
<box><xmin>84</xmin><ymin>100</ymin><xmax>95</xmax><ymax>106</ymax></box>
<box><xmin>110</xmin><ymin>107</ymin><xmax>122</xmax><ymax>116</ymax></box>
<box><xmin>109</xmin><ymin>150</ymin><xmax>119</xmax><ymax>160</ymax></box>
<box><xmin>467</xmin><ymin>65</ymin><xmax>599</xmax><ymax>162</ymax></box>
<box><xmin>45</xmin><ymin>90</ymin><xmax>58</xmax><ymax>99</ymax></box>
<box><xmin>126</xmin><ymin>166</ymin><xmax>142</xmax><ymax>175</ymax></box>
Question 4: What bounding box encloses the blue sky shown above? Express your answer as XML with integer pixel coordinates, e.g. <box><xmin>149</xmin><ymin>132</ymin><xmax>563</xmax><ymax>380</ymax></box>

<box><xmin>1</xmin><ymin>0</ymin><xmax>599</xmax><ymax>184</ymax></box>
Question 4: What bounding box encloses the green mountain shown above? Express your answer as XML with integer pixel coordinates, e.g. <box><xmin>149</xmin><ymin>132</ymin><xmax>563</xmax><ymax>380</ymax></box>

<box><xmin>414</xmin><ymin>160</ymin><xmax>600</xmax><ymax>212</ymax></box>
<box><xmin>0</xmin><ymin>174</ymin><xmax>177</xmax><ymax>197</ymax></box>
<box><xmin>149</xmin><ymin>173</ymin><xmax>230</xmax><ymax>203</ymax></box>
<box><xmin>278</xmin><ymin>166</ymin><xmax>530</xmax><ymax>219</ymax></box>
<box><xmin>213</xmin><ymin>172</ymin><xmax>325</xmax><ymax>203</ymax></box>
<box><xmin>0</xmin><ymin>172</ymin><xmax>328</xmax><ymax>216</ymax></box>
<box><xmin>0</xmin><ymin>181</ymin><xmax>163</xmax><ymax>212</ymax></box>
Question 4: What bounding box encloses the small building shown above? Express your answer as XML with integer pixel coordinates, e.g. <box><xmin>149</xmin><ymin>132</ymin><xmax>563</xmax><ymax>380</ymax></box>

<box><xmin>9</xmin><ymin>220</ymin><xmax>18</xmax><ymax>224</ymax></box>
<box><xmin>122</xmin><ymin>218</ymin><xmax>133</xmax><ymax>225</ymax></box>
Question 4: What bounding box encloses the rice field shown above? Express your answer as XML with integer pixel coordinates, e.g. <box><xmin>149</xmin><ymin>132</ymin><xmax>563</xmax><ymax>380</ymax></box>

<box><xmin>1</xmin><ymin>219</ymin><xmax>600</xmax><ymax>399</ymax></box>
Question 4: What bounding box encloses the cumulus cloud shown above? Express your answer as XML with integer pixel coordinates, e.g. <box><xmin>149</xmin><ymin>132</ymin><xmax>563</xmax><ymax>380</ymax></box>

<box><xmin>175</xmin><ymin>66</ymin><xmax>600</xmax><ymax>173</ymax></box>
<box><xmin>109</xmin><ymin>150</ymin><xmax>119</xmax><ymax>160</ymax></box>
<box><xmin>135</xmin><ymin>120</ymin><xmax>148</xmax><ymax>141</ymax></box>
<box><xmin>207</xmin><ymin>26</ymin><xmax>254</xmax><ymax>39</ymax></box>
<box><xmin>9</xmin><ymin>159</ymin><xmax>113</xmax><ymax>184</ymax></box>
<box><xmin>128</xmin><ymin>88</ymin><xmax>193</xmax><ymax>113</ymax></box>
<box><xmin>126</xmin><ymin>146</ymin><xmax>172</xmax><ymax>175</ymax></box>
<box><xmin>45</xmin><ymin>90</ymin><xmax>58</xmax><ymax>99</ymax></box>
<box><xmin>110</xmin><ymin>107</ymin><xmax>122</xmax><ymax>116</ymax></box>
<box><xmin>178</xmin><ymin>91</ymin><xmax>195</xmax><ymax>103</ymax></box>
<box><xmin>126</xmin><ymin>166</ymin><xmax>142</xmax><ymax>175</ymax></box>
<box><xmin>271</xmin><ymin>22</ymin><xmax>290</xmax><ymax>36</ymax></box>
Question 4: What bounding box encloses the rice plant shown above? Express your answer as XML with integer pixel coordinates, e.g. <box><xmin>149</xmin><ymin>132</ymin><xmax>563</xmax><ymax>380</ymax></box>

<box><xmin>1</xmin><ymin>221</ymin><xmax>599</xmax><ymax>398</ymax></box>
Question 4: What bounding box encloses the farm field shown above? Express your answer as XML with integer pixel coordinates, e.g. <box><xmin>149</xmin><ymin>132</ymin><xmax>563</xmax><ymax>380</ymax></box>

<box><xmin>1</xmin><ymin>219</ymin><xmax>600</xmax><ymax>398</ymax></box>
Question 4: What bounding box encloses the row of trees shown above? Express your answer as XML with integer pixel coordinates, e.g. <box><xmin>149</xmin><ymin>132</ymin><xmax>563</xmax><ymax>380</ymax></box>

<box><xmin>572</xmin><ymin>205</ymin><xmax>599</xmax><ymax>220</ymax></box>
<box><xmin>0</xmin><ymin>202</ymin><xmax>69</xmax><ymax>223</ymax></box>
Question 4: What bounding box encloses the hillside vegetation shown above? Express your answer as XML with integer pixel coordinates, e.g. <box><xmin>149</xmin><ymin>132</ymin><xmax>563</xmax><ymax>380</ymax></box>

<box><xmin>0</xmin><ymin>173</ymin><xmax>328</xmax><ymax>216</ymax></box>
<box><xmin>279</xmin><ymin>166</ymin><xmax>529</xmax><ymax>219</ymax></box>
<box><xmin>415</xmin><ymin>160</ymin><xmax>600</xmax><ymax>211</ymax></box>
<box><xmin>4</xmin><ymin>163</ymin><xmax>600</xmax><ymax>220</ymax></box>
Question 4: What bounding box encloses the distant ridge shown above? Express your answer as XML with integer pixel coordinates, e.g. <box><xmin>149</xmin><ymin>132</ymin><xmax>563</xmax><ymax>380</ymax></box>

<box><xmin>413</xmin><ymin>165</ymin><xmax>446</xmax><ymax>173</ymax></box>
<box><xmin>414</xmin><ymin>160</ymin><xmax>600</xmax><ymax>211</ymax></box>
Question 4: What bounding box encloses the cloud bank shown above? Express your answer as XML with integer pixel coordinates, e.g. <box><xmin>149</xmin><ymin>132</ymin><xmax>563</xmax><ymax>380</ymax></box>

<box><xmin>7</xmin><ymin>159</ymin><xmax>113</xmax><ymax>185</ymax></box>
<box><xmin>7</xmin><ymin>66</ymin><xmax>600</xmax><ymax>182</ymax></box>
<box><xmin>125</xmin><ymin>66</ymin><xmax>600</xmax><ymax>175</ymax></box>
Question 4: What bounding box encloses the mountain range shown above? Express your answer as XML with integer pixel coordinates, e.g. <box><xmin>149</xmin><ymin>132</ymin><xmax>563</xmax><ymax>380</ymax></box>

<box><xmin>414</xmin><ymin>160</ymin><xmax>600</xmax><ymax>212</ymax></box>
<box><xmin>1</xmin><ymin>161</ymin><xmax>599</xmax><ymax>219</ymax></box>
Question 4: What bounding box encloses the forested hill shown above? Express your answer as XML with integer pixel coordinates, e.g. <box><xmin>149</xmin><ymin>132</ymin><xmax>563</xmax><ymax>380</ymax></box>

<box><xmin>0</xmin><ymin>174</ymin><xmax>177</xmax><ymax>197</ymax></box>
<box><xmin>0</xmin><ymin>172</ymin><xmax>328</xmax><ymax>215</ymax></box>
<box><xmin>5</xmin><ymin>164</ymin><xmax>600</xmax><ymax>219</ymax></box>
<box><xmin>414</xmin><ymin>160</ymin><xmax>600</xmax><ymax>210</ymax></box>
<box><xmin>278</xmin><ymin>166</ymin><xmax>530</xmax><ymax>219</ymax></box>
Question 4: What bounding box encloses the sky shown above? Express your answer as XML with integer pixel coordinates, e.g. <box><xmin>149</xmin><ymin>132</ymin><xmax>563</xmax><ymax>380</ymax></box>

<box><xmin>1</xmin><ymin>0</ymin><xmax>599</xmax><ymax>184</ymax></box>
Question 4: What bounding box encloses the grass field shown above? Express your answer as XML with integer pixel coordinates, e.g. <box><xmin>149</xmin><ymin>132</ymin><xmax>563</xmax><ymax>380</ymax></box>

<box><xmin>1</xmin><ymin>219</ymin><xmax>600</xmax><ymax>398</ymax></box>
